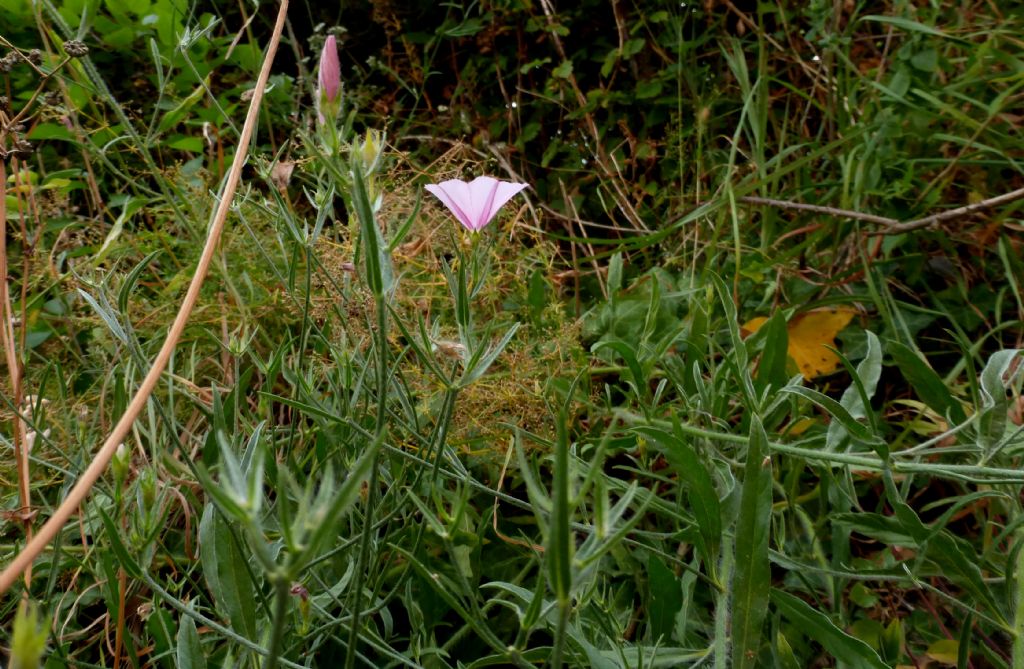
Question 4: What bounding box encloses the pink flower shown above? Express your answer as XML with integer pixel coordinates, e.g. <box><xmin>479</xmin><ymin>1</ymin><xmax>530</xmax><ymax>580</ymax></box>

<box><xmin>316</xmin><ymin>35</ymin><xmax>341</xmax><ymax>124</ymax></box>
<box><xmin>425</xmin><ymin>176</ymin><xmax>528</xmax><ymax>232</ymax></box>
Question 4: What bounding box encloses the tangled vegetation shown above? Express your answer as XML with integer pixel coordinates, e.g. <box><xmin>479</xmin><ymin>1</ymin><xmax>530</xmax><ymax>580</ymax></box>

<box><xmin>0</xmin><ymin>1</ymin><xmax>1022</xmax><ymax>667</ymax></box>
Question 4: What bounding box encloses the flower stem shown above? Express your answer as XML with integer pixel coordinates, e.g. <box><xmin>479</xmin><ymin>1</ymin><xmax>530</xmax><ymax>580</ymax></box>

<box><xmin>344</xmin><ymin>291</ymin><xmax>388</xmax><ymax>669</ymax></box>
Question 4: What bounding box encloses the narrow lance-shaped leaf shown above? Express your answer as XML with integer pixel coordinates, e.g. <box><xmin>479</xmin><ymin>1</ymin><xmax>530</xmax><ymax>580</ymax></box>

<box><xmin>731</xmin><ymin>416</ymin><xmax>772</xmax><ymax>669</ymax></box>
<box><xmin>772</xmin><ymin>590</ymin><xmax>889</xmax><ymax>668</ymax></box>
<box><xmin>826</xmin><ymin>331</ymin><xmax>882</xmax><ymax>451</ymax></box>
<box><xmin>350</xmin><ymin>158</ymin><xmax>390</xmax><ymax>297</ymax></box>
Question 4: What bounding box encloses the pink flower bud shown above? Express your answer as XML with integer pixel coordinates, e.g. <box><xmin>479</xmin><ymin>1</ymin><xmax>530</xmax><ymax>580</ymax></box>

<box><xmin>316</xmin><ymin>35</ymin><xmax>341</xmax><ymax>124</ymax></box>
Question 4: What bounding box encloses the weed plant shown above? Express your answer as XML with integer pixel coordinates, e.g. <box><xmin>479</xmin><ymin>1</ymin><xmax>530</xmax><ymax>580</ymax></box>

<box><xmin>0</xmin><ymin>1</ymin><xmax>1023</xmax><ymax>668</ymax></box>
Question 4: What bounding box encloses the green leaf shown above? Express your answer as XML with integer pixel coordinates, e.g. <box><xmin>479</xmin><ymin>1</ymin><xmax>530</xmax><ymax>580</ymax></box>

<box><xmin>782</xmin><ymin>386</ymin><xmax>884</xmax><ymax>451</ymax></box>
<box><xmin>757</xmin><ymin>310</ymin><xmax>789</xmax><ymax>392</ymax></box>
<box><xmin>633</xmin><ymin>425</ymin><xmax>721</xmax><ymax>577</ymax></box>
<box><xmin>175</xmin><ymin>608</ymin><xmax>207</xmax><ymax>669</ymax></box>
<box><xmin>883</xmin><ymin>472</ymin><xmax>1004</xmax><ymax>623</ymax></box>
<box><xmin>889</xmin><ymin>341</ymin><xmax>965</xmax><ymax>424</ymax></box>
<box><xmin>97</xmin><ymin>507</ymin><xmax>142</xmax><ymax>579</ymax></box>
<box><xmin>977</xmin><ymin>349</ymin><xmax>1021</xmax><ymax>452</ymax></box>
<box><xmin>827</xmin><ymin>330</ymin><xmax>882</xmax><ymax>450</ymax></box>
<box><xmin>552</xmin><ymin>60</ymin><xmax>573</xmax><ymax>79</ymax></box>
<box><xmin>460</xmin><ymin>322</ymin><xmax>521</xmax><ymax>387</ymax></box>
<box><xmin>527</xmin><ymin>269</ymin><xmax>548</xmax><ymax>324</ymax></box>
<box><xmin>648</xmin><ymin>555</ymin><xmax>682</xmax><ymax>642</ymax></box>
<box><xmin>607</xmin><ymin>252</ymin><xmax>624</xmax><ymax>295</ymax></box>
<box><xmin>154</xmin><ymin>76</ymin><xmax>209</xmax><ymax>136</ymax></box>
<box><xmin>910</xmin><ymin>48</ymin><xmax>939</xmax><ymax>72</ymax></box>
<box><xmin>859</xmin><ymin>15</ymin><xmax>953</xmax><ymax>40</ymax></box>
<box><xmin>387</xmin><ymin>189</ymin><xmax>421</xmax><ymax>251</ymax></box>
<box><xmin>731</xmin><ymin>416</ymin><xmax>772</xmax><ymax>669</ymax></box>
<box><xmin>118</xmin><ymin>250</ymin><xmax>162</xmax><ymax>315</ymax></box>
<box><xmin>772</xmin><ymin>590</ymin><xmax>889</xmax><ymax>668</ymax></box>
<box><xmin>547</xmin><ymin>407</ymin><xmax>573</xmax><ymax>606</ymax></box>
<box><xmin>198</xmin><ymin>505</ymin><xmax>258</xmax><ymax>641</ymax></box>
<box><xmin>635</xmin><ymin>79</ymin><xmax>663</xmax><ymax>99</ymax></box>
<box><xmin>167</xmin><ymin>136</ymin><xmax>204</xmax><ymax>152</ymax></box>
<box><xmin>146</xmin><ymin>606</ymin><xmax>176</xmax><ymax>669</ymax></box>
<box><xmin>593</xmin><ymin>339</ymin><xmax>647</xmax><ymax>402</ymax></box>
<box><xmin>774</xmin><ymin>631</ymin><xmax>802</xmax><ymax>669</ymax></box>
<box><xmin>28</xmin><ymin>122</ymin><xmax>75</xmax><ymax>141</ymax></box>
<box><xmin>351</xmin><ymin>158</ymin><xmax>390</xmax><ymax>297</ymax></box>
<box><xmin>295</xmin><ymin>441</ymin><xmax>380</xmax><ymax>570</ymax></box>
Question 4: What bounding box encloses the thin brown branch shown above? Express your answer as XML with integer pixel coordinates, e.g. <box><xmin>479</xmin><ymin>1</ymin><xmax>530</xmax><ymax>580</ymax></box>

<box><xmin>0</xmin><ymin>158</ymin><xmax>33</xmax><ymax>592</ymax></box>
<box><xmin>739</xmin><ymin>186</ymin><xmax>1024</xmax><ymax>235</ymax></box>
<box><xmin>872</xmin><ymin>185</ymin><xmax>1024</xmax><ymax>234</ymax></box>
<box><xmin>0</xmin><ymin>0</ymin><xmax>290</xmax><ymax>596</ymax></box>
<box><xmin>739</xmin><ymin>195</ymin><xmax>900</xmax><ymax>226</ymax></box>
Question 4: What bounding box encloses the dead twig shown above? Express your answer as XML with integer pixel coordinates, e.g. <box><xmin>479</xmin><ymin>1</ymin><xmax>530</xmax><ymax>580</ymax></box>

<box><xmin>739</xmin><ymin>195</ymin><xmax>900</xmax><ymax>227</ymax></box>
<box><xmin>739</xmin><ymin>186</ymin><xmax>1024</xmax><ymax>235</ymax></box>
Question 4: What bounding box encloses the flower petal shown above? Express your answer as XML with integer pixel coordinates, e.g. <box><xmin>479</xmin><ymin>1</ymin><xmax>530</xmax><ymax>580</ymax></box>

<box><xmin>425</xmin><ymin>180</ymin><xmax>476</xmax><ymax>231</ymax></box>
<box><xmin>469</xmin><ymin>176</ymin><xmax>528</xmax><ymax>230</ymax></box>
<box><xmin>426</xmin><ymin>176</ymin><xmax>528</xmax><ymax>232</ymax></box>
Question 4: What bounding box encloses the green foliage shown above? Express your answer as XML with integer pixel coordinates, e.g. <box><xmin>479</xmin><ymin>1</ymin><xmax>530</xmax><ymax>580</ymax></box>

<box><xmin>2</xmin><ymin>1</ymin><xmax>1024</xmax><ymax>668</ymax></box>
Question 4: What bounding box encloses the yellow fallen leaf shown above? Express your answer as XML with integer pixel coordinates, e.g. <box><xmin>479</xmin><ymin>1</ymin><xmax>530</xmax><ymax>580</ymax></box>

<box><xmin>925</xmin><ymin>638</ymin><xmax>959</xmax><ymax>665</ymax></box>
<box><xmin>784</xmin><ymin>417</ymin><xmax>817</xmax><ymax>436</ymax></box>
<box><xmin>743</xmin><ymin>308</ymin><xmax>857</xmax><ymax>379</ymax></box>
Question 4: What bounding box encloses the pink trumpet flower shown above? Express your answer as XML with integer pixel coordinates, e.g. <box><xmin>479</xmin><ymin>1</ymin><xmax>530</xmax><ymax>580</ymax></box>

<box><xmin>425</xmin><ymin>176</ymin><xmax>528</xmax><ymax>232</ymax></box>
<box><xmin>316</xmin><ymin>35</ymin><xmax>341</xmax><ymax>124</ymax></box>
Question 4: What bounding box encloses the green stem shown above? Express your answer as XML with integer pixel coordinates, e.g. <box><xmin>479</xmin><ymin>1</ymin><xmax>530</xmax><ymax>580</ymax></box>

<box><xmin>620</xmin><ymin>411</ymin><xmax>1024</xmax><ymax>483</ymax></box>
<box><xmin>1014</xmin><ymin>532</ymin><xmax>1024</xmax><ymax>669</ymax></box>
<box><xmin>263</xmin><ymin>575</ymin><xmax>291</xmax><ymax>669</ymax></box>
<box><xmin>715</xmin><ymin>533</ymin><xmax>735</xmax><ymax>669</ymax></box>
<box><xmin>344</xmin><ymin>297</ymin><xmax>388</xmax><ymax>669</ymax></box>
<box><xmin>427</xmin><ymin>389</ymin><xmax>459</xmax><ymax>489</ymax></box>
<box><xmin>551</xmin><ymin>601</ymin><xmax>569</xmax><ymax>669</ymax></box>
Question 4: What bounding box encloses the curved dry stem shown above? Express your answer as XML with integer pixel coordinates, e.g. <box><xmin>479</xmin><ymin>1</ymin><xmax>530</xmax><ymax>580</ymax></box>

<box><xmin>0</xmin><ymin>0</ymin><xmax>290</xmax><ymax>596</ymax></box>
<box><xmin>0</xmin><ymin>157</ymin><xmax>34</xmax><ymax>592</ymax></box>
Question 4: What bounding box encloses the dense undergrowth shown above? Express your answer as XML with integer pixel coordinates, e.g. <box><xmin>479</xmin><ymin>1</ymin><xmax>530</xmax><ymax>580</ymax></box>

<box><xmin>0</xmin><ymin>0</ymin><xmax>1023</xmax><ymax>667</ymax></box>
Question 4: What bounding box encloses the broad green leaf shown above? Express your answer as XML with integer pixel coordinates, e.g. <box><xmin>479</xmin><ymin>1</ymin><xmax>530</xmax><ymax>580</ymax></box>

<box><xmin>926</xmin><ymin>639</ymin><xmax>959</xmax><ymax>664</ymax></box>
